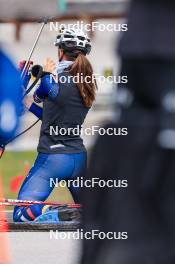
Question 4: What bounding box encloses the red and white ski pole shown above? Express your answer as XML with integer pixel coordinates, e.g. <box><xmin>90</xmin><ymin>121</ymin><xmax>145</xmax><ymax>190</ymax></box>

<box><xmin>0</xmin><ymin>198</ymin><xmax>82</xmax><ymax>209</ymax></box>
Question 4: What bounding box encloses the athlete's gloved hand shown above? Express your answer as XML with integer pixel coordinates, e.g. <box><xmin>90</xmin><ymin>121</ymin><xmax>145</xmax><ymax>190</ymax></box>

<box><xmin>19</xmin><ymin>60</ymin><xmax>33</xmax><ymax>89</ymax></box>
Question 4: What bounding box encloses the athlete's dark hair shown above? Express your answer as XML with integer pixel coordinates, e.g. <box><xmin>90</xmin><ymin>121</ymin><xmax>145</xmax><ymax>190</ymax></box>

<box><xmin>68</xmin><ymin>52</ymin><xmax>97</xmax><ymax>108</ymax></box>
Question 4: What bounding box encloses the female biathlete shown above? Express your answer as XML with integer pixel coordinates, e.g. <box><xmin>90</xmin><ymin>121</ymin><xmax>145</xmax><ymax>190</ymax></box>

<box><xmin>13</xmin><ymin>28</ymin><xmax>97</xmax><ymax>222</ymax></box>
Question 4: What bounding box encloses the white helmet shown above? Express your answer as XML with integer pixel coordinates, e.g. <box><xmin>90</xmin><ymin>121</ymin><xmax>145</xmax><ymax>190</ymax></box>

<box><xmin>54</xmin><ymin>28</ymin><xmax>91</xmax><ymax>56</ymax></box>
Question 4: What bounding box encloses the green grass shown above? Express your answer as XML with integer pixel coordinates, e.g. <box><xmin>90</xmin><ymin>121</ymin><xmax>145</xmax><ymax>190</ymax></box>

<box><xmin>0</xmin><ymin>151</ymin><xmax>73</xmax><ymax>203</ymax></box>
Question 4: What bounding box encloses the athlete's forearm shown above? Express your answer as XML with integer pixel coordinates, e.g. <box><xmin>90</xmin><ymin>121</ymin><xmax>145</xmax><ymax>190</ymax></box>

<box><xmin>33</xmin><ymin>75</ymin><xmax>59</xmax><ymax>103</ymax></box>
<box><xmin>29</xmin><ymin>102</ymin><xmax>43</xmax><ymax>119</ymax></box>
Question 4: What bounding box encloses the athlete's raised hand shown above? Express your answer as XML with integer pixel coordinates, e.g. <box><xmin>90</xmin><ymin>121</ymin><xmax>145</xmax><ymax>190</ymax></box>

<box><xmin>43</xmin><ymin>58</ymin><xmax>56</xmax><ymax>73</ymax></box>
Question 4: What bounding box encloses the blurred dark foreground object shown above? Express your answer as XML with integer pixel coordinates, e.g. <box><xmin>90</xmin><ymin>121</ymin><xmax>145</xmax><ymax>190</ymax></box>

<box><xmin>81</xmin><ymin>1</ymin><xmax>175</xmax><ymax>263</ymax></box>
<box><xmin>119</xmin><ymin>0</ymin><xmax>175</xmax><ymax>59</ymax></box>
<box><xmin>81</xmin><ymin>60</ymin><xmax>175</xmax><ymax>264</ymax></box>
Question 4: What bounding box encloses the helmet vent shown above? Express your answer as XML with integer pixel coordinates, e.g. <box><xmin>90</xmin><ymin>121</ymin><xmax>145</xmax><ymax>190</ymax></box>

<box><xmin>78</xmin><ymin>36</ymin><xmax>85</xmax><ymax>41</ymax></box>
